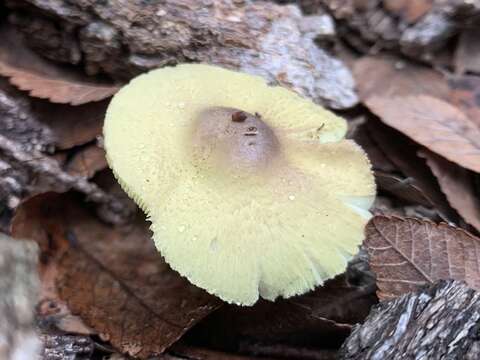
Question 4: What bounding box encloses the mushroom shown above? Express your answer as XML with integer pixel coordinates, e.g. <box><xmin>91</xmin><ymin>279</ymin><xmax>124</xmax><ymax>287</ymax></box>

<box><xmin>104</xmin><ymin>64</ymin><xmax>375</xmax><ymax>305</ymax></box>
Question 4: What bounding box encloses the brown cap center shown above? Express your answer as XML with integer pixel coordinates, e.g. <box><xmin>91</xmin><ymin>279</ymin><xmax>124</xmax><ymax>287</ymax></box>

<box><xmin>191</xmin><ymin>107</ymin><xmax>281</xmax><ymax>175</ymax></box>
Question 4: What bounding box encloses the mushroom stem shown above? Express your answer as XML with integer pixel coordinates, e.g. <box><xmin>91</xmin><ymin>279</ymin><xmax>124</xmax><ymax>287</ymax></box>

<box><xmin>192</xmin><ymin>107</ymin><xmax>281</xmax><ymax>175</ymax></box>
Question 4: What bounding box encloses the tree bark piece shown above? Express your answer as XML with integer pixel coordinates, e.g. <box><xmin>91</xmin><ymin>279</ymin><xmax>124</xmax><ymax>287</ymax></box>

<box><xmin>40</xmin><ymin>333</ymin><xmax>94</xmax><ymax>360</ymax></box>
<box><xmin>0</xmin><ymin>79</ymin><xmax>133</xmax><ymax>224</ymax></box>
<box><xmin>0</xmin><ymin>133</ymin><xmax>132</xmax><ymax>224</ymax></box>
<box><xmin>320</xmin><ymin>0</ymin><xmax>480</xmax><ymax>63</ymax></box>
<box><xmin>339</xmin><ymin>280</ymin><xmax>480</xmax><ymax>360</ymax></box>
<box><xmin>0</xmin><ymin>24</ymin><xmax>119</xmax><ymax>106</ymax></box>
<box><xmin>0</xmin><ymin>234</ymin><xmax>41</xmax><ymax>360</ymax></box>
<box><xmin>5</xmin><ymin>0</ymin><xmax>358</xmax><ymax>109</ymax></box>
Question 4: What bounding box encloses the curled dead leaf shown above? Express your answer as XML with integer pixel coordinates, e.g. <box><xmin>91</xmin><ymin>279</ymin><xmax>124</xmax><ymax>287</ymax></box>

<box><xmin>195</xmin><ymin>274</ymin><xmax>376</xmax><ymax>349</ymax></box>
<box><xmin>366</xmin><ymin>119</ymin><xmax>455</xmax><ymax>221</ymax></box>
<box><xmin>350</xmin><ymin>122</ymin><xmax>396</xmax><ymax>173</ymax></box>
<box><xmin>367</xmin><ymin>95</ymin><xmax>480</xmax><ymax>173</ymax></box>
<box><xmin>33</xmin><ymin>99</ymin><xmax>107</xmax><ymax>150</ymax></box>
<box><xmin>419</xmin><ymin>150</ymin><xmax>480</xmax><ymax>233</ymax></box>
<box><xmin>449</xmin><ymin>75</ymin><xmax>480</xmax><ymax>128</ymax></box>
<box><xmin>169</xmin><ymin>344</ymin><xmax>267</xmax><ymax>360</ymax></box>
<box><xmin>0</xmin><ymin>25</ymin><xmax>119</xmax><ymax>105</ymax></box>
<box><xmin>374</xmin><ymin>170</ymin><xmax>433</xmax><ymax>207</ymax></box>
<box><xmin>353</xmin><ymin>56</ymin><xmax>449</xmax><ymax>101</ymax></box>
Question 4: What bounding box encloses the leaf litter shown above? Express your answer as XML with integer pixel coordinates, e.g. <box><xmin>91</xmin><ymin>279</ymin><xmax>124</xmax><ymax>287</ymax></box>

<box><xmin>11</xmin><ymin>192</ymin><xmax>222</xmax><ymax>358</ymax></box>
<box><xmin>0</xmin><ymin>25</ymin><xmax>119</xmax><ymax>105</ymax></box>
<box><xmin>2</xmin><ymin>1</ymin><xmax>480</xmax><ymax>359</ymax></box>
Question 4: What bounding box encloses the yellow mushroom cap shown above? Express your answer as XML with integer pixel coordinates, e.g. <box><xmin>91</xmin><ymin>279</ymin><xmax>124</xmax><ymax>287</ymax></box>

<box><xmin>104</xmin><ymin>64</ymin><xmax>375</xmax><ymax>306</ymax></box>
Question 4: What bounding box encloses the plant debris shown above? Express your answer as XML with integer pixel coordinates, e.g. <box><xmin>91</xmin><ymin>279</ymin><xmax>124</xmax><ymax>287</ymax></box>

<box><xmin>1</xmin><ymin>0</ymin><xmax>480</xmax><ymax>359</ymax></box>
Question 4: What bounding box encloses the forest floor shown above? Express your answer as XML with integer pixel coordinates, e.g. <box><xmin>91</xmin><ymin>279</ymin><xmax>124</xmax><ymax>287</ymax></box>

<box><xmin>1</xmin><ymin>1</ymin><xmax>480</xmax><ymax>359</ymax></box>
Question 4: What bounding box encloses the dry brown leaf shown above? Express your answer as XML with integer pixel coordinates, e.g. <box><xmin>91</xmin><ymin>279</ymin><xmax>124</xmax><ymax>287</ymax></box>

<box><xmin>367</xmin><ymin>119</ymin><xmax>455</xmax><ymax>221</ymax></box>
<box><xmin>66</xmin><ymin>144</ymin><xmax>107</xmax><ymax>179</ymax></box>
<box><xmin>383</xmin><ymin>0</ymin><xmax>433</xmax><ymax>23</ymax></box>
<box><xmin>0</xmin><ymin>63</ymin><xmax>119</xmax><ymax>105</ymax></box>
<box><xmin>372</xmin><ymin>196</ymin><xmax>408</xmax><ymax>218</ymax></box>
<box><xmin>355</xmin><ymin>56</ymin><xmax>480</xmax><ymax>131</ymax></box>
<box><xmin>0</xmin><ymin>25</ymin><xmax>119</xmax><ymax>105</ymax></box>
<box><xmin>367</xmin><ymin>95</ymin><xmax>480</xmax><ymax>173</ymax></box>
<box><xmin>237</xmin><ymin>343</ymin><xmax>337</xmax><ymax>360</ymax></box>
<box><xmin>449</xmin><ymin>75</ymin><xmax>480</xmax><ymax>128</ymax></box>
<box><xmin>374</xmin><ymin>171</ymin><xmax>432</xmax><ymax>207</ymax></box>
<box><xmin>169</xmin><ymin>344</ymin><xmax>273</xmax><ymax>360</ymax></box>
<box><xmin>11</xmin><ymin>192</ymin><xmax>221</xmax><ymax>358</ymax></box>
<box><xmin>196</xmin><ymin>275</ymin><xmax>375</xmax><ymax>349</ymax></box>
<box><xmin>350</xmin><ymin>122</ymin><xmax>396</xmax><ymax>173</ymax></box>
<box><xmin>11</xmin><ymin>193</ymin><xmax>93</xmax><ymax>335</ymax></box>
<box><xmin>365</xmin><ymin>216</ymin><xmax>480</xmax><ymax>300</ymax></box>
<box><xmin>33</xmin><ymin>99</ymin><xmax>107</xmax><ymax>150</ymax></box>
<box><xmin>419</xmin><ymin>150</ymin><xmax>480</xmax><ymax>233</ymax></box>
<box><xmin>355</xmin><ymin>57</ymin><xmax>480</xmax><ymax>171</ymax></box>
<box><xmin>353</xmin><ymin>56</ymin><xmax>449</xmax><ymax>101</ymax></box>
